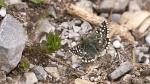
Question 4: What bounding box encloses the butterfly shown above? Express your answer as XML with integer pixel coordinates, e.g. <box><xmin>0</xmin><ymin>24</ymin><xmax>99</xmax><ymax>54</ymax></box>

<box><xmin>69</xmin><ymin>21</ymin><xmax>110</xmax><ymax>62</ymax></box>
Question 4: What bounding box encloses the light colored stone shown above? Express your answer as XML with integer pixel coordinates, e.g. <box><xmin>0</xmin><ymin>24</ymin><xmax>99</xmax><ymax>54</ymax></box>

<box><xmin>129</xmin><ymin>0</ymin><xmax>141</xmax><ymax>12</ymax></box>
<box><xmin>74</xmin><ymin>78</ymin><xmax>96</xmax><ymax>84</ymax></box>
<box><xmin>5</xmin><ymin>0</ymin><xmax>22</xmax><ymax>5</ymax></box>
<box><xmin>123</xmin><ymin>74</ymin><xmax>132</xmax><ymax>82</ymax></box>
<box><xmin>22</xmin><ymin>72</ymin><xmax>38</xmax><ymax>84</ymax></box>
<box><xmin>36</xmin><ymin>19</ymin><xmax>55</xmax><ymax>33</ymax></box>
<box><xmin>111</xmin><ymin>14</ymin><xmax>121</xmax><ymax>23</ymax></box>
<box><xmin>76</xmin><ymin>0</ymin><xmax>93</xmax><ymax>13</ymax></box>
<box><xmin>34</xmin><ymin>19</ymin><xmax>55</xmax><ymax>42</ymax></box>
<box><xmin>0</xmin><ymin>14</ymin><xmax>27</xmax><ymax>73</ymax></box>
<box><xmin>33</xmin><ymin>66</ymin><xmax>47</xmax><ymax>80</ymax></box>
<box><xmin>113</xmin><ymin>40</ymin><xmax>121</xmax><ymax>48</ymax></box>
<box><xmin>146</xmin><ymin>34</ymin><xmax>150</xmax><ymax>46</ymax></box>
<box><xmin>59</xmin><ymin>22</ymin><xmax>69</xmax><ymax>29</ymax></box>
<box><xmin>48</xmin><ymin>5</ymin><xmax>57</xmax><ymax>18</ymax></box>
<box><xmin>114</xmin><ymin>0</ymin><xmax>129</xmax><ymax>12</ymax></box>
<box><xmin>45</xmin><ymin>67</ymin><xmax>60</xmax><ymax>80</ymax></box>
<box><xmin>56</xmin><ymin>50</ymin><xmax>65</xmax><ymax>57</ymax></box>
<box><xmin>100</xmin><ymin>0</ymin><xmax>115</xmax><ymax>10</ymax></box>
<box><xmin>80</xmin><ymin>21</ymin><xmax>92</xmax><ymax>34</ymax></box>
<box><xmin>68</xmin><ymin>32</ymin><xmax>80</xmax><ymax>39</ymax></box>
<box><xmin>73</xmin><ymin>25</ymin><xmax>81</xmax><ymax>33</ymax></box>
<box><xmin>145</xmin><ymin>76</ymin><xmax>150</xmax><ymax>83</ymax></box>
<box><xmin>0</xmin><ymin>7</ymin><xmax>6</xmax><ymax>17</ymax></box>
<box><xmin>71</xmin><ymin>42</ymin><xmax>77</xmax><ymax>47</ymax></box>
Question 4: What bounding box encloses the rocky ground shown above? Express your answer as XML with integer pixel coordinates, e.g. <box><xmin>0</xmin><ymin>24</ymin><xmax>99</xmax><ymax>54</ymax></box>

<box><xmin>0</xmin><ymin>0</ymin><xmax>150</xmax><ymax>84</ymax></box>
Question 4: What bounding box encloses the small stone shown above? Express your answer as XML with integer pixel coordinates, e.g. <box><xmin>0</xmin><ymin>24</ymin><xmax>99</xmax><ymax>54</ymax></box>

<box><xmin>73</xmin><ymin>25</ymin><xmax>81</xmax><ymax>33</ymax></box>
<box><xmin>22</xmin><ymin>72</ymin><xmax>38</xmax><ymax>84</ymax></box>
<box><xmin>109</xmin><ymin>61</ymin><xmax>133</xmax><ymax>80</ymax></box>
<box><xmin>29</xmin><ymin>64</ymin><xmax>35</xmax><ymax>69</ymax></box>
<box><xmin>34</xmin><ymin>19</ymin><xmax>55</xmax><ymax>42</ymax></box>
<box><xmin>45</xmin><ymin>67</ymin><xmax>60</xmax><ymax>80</ymax></box>
<box><xmin>145</xmin><ymin>34</ymin><xmax>150</xmax><ymax>46</ymax></box>
<box><xmin>0</xmin><ymin>71</ymin><xmax>6</xmax><ymax>83</ymax></box>
<box><xmin>76</xmin><ymin>0</ymin><xmax>93</xmax><ymax>13</ymax></box>
<box><xmin>33</xmin><ymin>66</ymin><xmax>47</xmax><ymax>80</ymax></box>
<box><xmin>138</xmin><ymin>53</ymin><xmax>150</xmax><ymax>64</ymax></box>
<box><xmin>56</xmin><ymin>50</ymin><xmax>65</xmax><ymax>57</ymax></box>
<box><xmin>145</xmin><ymin>76</ymin><xmax>150</xmax><ymax>83</ymax></box>
<box><xmin>90</xmin><ymin>77</ymin><xmax>95</xmax><ymax>81</ymax></box>
<box><xmin>80</xmin><ymin>21</ymin><xmax>92</xmax><ymax>34</ymax></box>
<box><xmin>114</xmin><ymin>0</ymin><xmax>129</xmax><ymax>12</ymax></box>
<box><xmin>0</xmin><ymin>7</ymin><xmax>6</xmax><ymax>17</ymax></box>
<box><xmin>36</xmin><ymin>19</ymin><xmax>55</xmax><ymax>33</ymax></box>
<box><xmin>74</xmin><ymin>78</ymin><xmax>96</xmax><ymax>84</ymax></box>
<box><xmin>100</xmin><ymin>0</ymin><xmax>115</xmax><ymax>11</ymax></box>
<box><xmin>129</xmin><ymin>0</ymin><xmax>141</xmax><ymax>12</ymax></box>
<box><xmin>72</xmin><ymin>63</ymin><xmax>80</xmax><ymax>69</ymax></box>
<box><xmin>48</xmin><ymin>5</ymin><xmax>57</xmax><ymax>18</ymax></box>
<box><xmin>94</xmin><ymin>78</ymin><xmax>99</xmax><ymax>82</ymax></box>
<box><xmin>69</xmin><ymin>32</ymin><xmax>80</xmax><ymax>39</ymax></box>
<box><xmin>5</xmin><ymin>0</ymin><xmax>22</xmax><ymax>5</ymax></box>
<box><xmin>123</xmin><ymin>74</ymin><xmax>132</xmax><ymax>82</ymax></box>
<box><xmin>61</xmin><ymin>39</ymin><xmax>69</xmax><ymax>45</ymax></box>
<box><xmin>6</xmin><ymin>77</ymin><xmax>13</xmax><ymax>83</ymax></box>
<box><xmin>60</xmin><ymin>22</ymin><xmax>69</xmax><ymax>29</ymax></box>
<box><xmin>111</xmin><ymin>14</ymin><xmax>121</xmax><ymax>23</ymax></box>
<box><xmin>71</xmin><ymin>42</ymin><xmax>77</xmax><ymax>47</ymax></box>
<box><xmin>113</xmin><ymin>40</ymin><xmax>121</xmax><ymax>48</ymax></box>
<box><xmin>107</xmin><ymin>45</ymin><xmax>117</xmax><ymax>57</ymax></box>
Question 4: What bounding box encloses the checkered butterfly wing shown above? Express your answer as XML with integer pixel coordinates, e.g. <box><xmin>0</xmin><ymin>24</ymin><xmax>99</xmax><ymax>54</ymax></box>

<box><xmin>69</xmin><ymin>21</ymin><xmax>110</xmax><ymax>62</ymax></box>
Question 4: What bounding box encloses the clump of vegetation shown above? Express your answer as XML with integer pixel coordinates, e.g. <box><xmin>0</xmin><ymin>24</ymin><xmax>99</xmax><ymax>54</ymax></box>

<box><xmin>0</xmin><ymin>0</ymin><xmax>6</xmax><ymax>8</ymax></box>
<box><xmin>18</xmin><ymin>57</ymin><xmax>30</xmax><ymax>72</ymax></box>
<box><xmin>30</xmin><ymin>0</ymin><xmax>44</xmax><ymax>4</ymax></box>
<box><xmin>41</xmin><ymin>32</ymin><xmax>61</xmax><ymax>53</ymax></box>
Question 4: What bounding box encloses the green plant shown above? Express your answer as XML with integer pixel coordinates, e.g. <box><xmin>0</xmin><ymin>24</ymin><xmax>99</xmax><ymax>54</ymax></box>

<box><xmin>18</xmin><ymin>57</ymin><xmax>30</xmax><ymax>72</ymax></box>
<box><xmin>30</xmin><ymin>0</ymin><xmax>44</xmax><ymax>4</ymax></box>
<box><xmin>0</xmin><ymin>0</ymin><xmax>6</xmax><ymax>7</ymax></box>
<box><xmin>41</xmin><ymin>32</ymin><xmax>61</xmax><ymax>53</ymax></box>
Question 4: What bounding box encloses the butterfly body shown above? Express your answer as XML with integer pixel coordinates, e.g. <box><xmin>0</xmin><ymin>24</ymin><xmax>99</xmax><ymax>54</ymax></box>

<box><xmin>69</xmin><ymin>21</ymin><xmax>110</xmax><ymax>62</ymax></box>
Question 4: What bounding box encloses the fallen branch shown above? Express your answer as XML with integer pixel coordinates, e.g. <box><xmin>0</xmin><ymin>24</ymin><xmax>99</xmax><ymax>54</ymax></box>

<box><xmin>65</xmin><ymin>3</ymin><xmax>135</xmax><ymax>43</ymax></box>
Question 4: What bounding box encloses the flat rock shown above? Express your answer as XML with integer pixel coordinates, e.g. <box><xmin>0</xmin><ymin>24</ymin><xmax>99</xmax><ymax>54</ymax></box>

<box><xmin>33</xmin><ymin>66</ymin><xmax>47</xmax><ymax>80</ymax></box>
<box><xmin>21</xmin><ymin>72</ymin><xmax>38</xmax><ymax>84</ymax></box>
<box><xmin>0</xmin><ymin>14</ymin><xmax>27</xmax><ymax>73</ymax></box>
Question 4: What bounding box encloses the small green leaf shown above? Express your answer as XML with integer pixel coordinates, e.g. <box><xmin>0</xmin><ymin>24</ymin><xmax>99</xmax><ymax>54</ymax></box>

<box><xmin>41</xmin><ymin>32</ymin><xmax>61</xmax><ymax>53</ymax></box>
<box><xmin>31</xmin><ymin>0</ymin><xmax>44</xmax><ymax>4</ymax></box>
<box><xmin>0</xmin><ymin>0</ymin><xmax>6</xmax><ymax>7</ymax></box>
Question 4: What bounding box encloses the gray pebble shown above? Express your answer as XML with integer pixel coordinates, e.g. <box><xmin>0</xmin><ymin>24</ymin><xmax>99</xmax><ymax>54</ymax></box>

<box><xmin>109</xmin><ymin>61</ymin><xmax>133</xmax><ymax>80</ymax></box>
